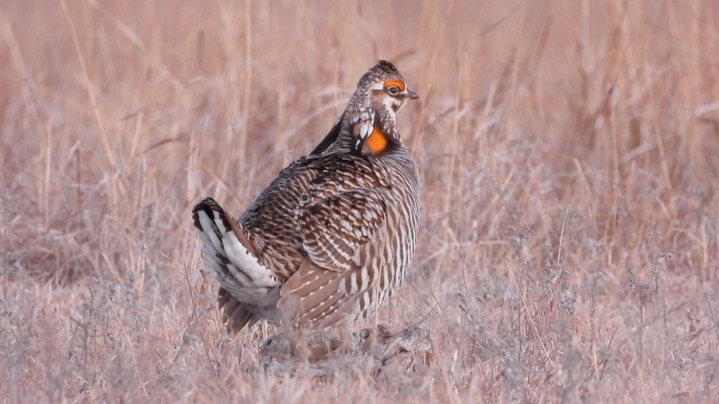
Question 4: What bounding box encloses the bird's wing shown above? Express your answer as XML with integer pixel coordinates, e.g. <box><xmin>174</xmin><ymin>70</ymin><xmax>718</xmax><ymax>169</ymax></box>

<box><xmin>277</xmin><ymin>157</ymin><xmax>390</xmax><ymax>327</ymax></box>
<box><xmin>296</xmin><ymin>188</ymin><xmax>386</xmax><ymax>271</ymax></box>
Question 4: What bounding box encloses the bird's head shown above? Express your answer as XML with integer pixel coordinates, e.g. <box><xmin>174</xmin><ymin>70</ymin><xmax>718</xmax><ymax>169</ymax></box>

<box><xmin>346</xmin><ymin>60</ymin><xmax>419</xmax><ymax>155</ymax></box>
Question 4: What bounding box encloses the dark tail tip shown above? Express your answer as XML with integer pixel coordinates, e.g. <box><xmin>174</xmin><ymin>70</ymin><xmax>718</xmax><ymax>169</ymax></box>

<box><xmin>192</xmin><ymin>196</ymin><xmax>222</xmax><ymax>230</ymax></box>
<box><xmin>192</xmin><ymin>197</ymin><xmax>238</xmax><ymax>234</ymax></box>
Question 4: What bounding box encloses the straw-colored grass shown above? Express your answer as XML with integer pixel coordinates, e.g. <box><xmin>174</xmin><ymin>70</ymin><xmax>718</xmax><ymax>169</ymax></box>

<box><xmin>1</xmin><ymin>0</ymin><xmax>718</xmax><ymax>402</ymax></box>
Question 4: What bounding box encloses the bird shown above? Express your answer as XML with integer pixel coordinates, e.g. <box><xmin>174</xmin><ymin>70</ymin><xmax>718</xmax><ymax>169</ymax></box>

<box><xmin>192</xmin><ymin>60</ymin><xmax>420</xmax><ymax>334</ymax></box>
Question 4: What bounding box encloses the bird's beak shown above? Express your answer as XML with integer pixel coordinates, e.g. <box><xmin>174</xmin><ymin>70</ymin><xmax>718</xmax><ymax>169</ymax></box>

<box><xmin>407</xmin><ymin>88</ymin><xmax>419</xmax><ymax>100</ymax></box>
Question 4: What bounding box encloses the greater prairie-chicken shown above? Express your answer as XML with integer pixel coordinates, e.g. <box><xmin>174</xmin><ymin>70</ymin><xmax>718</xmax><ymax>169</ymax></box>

<box><xmin>193</xmin><ymin>60</ymin><xmax>420</xmax><ymax>333</ymax></box>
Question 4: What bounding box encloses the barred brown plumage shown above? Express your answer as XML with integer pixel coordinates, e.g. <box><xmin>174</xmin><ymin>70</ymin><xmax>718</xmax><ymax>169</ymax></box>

<box><xmin>192</xmin><ymin>60</ymin><xmax>420</xmax><ymax>333</ymax></box>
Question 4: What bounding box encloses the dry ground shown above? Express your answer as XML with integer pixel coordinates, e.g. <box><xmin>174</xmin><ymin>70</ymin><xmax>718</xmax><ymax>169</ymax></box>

<box><xmin>1</xmin><ymin>0</ymin><xmax>719</xmax><ymax>402</ymax></box>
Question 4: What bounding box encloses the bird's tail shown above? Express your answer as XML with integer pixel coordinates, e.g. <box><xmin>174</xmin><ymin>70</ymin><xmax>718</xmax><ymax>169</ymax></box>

<box><xmin>192</xmin><ymin>197</ymin><xmax>270</xmax><ymax>332</ymax></box>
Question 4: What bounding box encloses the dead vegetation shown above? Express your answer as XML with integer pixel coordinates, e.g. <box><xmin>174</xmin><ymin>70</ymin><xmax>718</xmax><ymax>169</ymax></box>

<box><xmin>1</xmin><ymin>0</ymin><xmax>718</xmax><ymax>402</ymax></box>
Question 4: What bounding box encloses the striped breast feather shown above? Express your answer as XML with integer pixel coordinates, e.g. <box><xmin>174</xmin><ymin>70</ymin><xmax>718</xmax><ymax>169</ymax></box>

<box><xmin>296</xmin><ymin>188</ymin><xmax>387</xmax><ymax>272</ymax></box>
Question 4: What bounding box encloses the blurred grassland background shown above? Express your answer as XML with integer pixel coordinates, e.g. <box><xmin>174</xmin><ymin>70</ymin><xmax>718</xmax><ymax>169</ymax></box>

<box><xmin>1</xmin><ymin>0</ymin><xmax>719</xmax><ymax>402</ymax></box>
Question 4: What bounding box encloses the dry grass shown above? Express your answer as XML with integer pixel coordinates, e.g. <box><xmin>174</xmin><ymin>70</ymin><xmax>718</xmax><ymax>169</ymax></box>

<box><xmin>1</xmin><ymin>0</ymin><xmax>718</xmax><ymax>402</ymax></box>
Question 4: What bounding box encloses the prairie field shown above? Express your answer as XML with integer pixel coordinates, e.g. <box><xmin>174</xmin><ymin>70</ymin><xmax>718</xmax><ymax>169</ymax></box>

<box><xmin>2</xmin><ymin>0</ymin><xmax>719</xmax><ymax>402</ymax></box>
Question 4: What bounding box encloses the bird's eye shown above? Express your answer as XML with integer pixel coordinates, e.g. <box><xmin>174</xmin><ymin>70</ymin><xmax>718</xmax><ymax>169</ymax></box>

<box><xmin>387</xmin><ymin>86</ymin><xmax>400</xmax><ymax>96</ymax></box>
